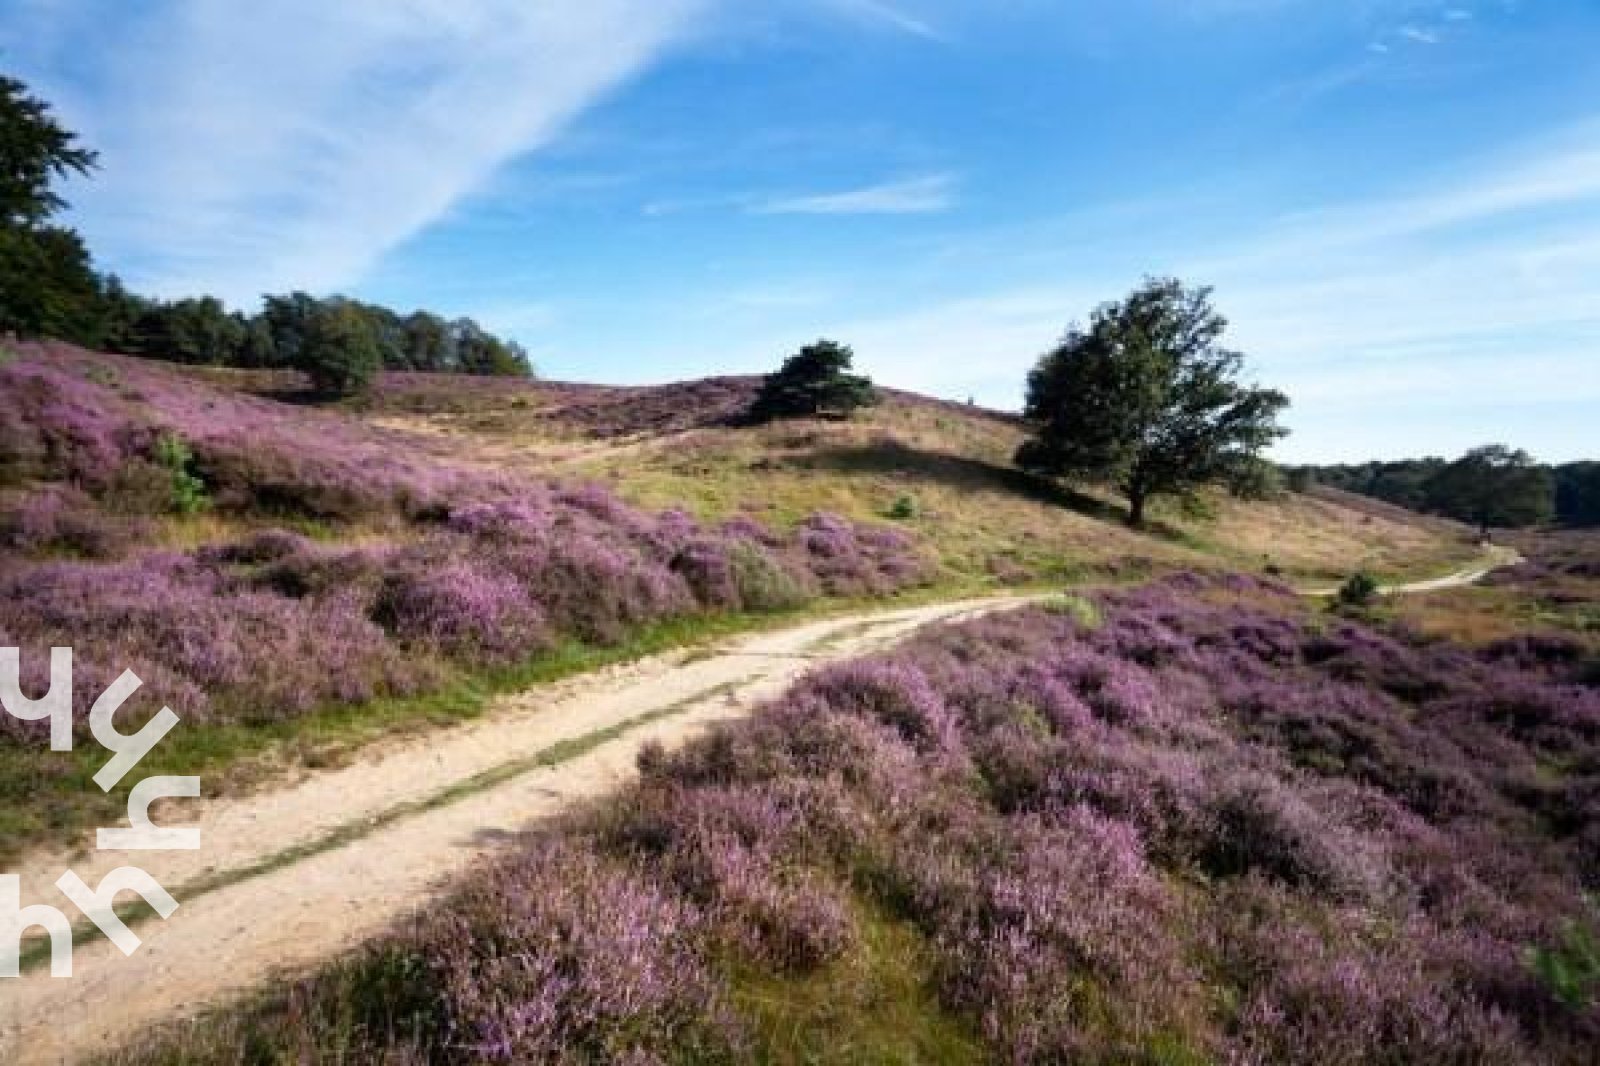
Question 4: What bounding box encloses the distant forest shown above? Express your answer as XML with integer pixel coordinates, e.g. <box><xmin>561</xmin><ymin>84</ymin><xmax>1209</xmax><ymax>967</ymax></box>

<box><xmin>0</xmin><ymin>73</ymin><xmax>530</xmax><ymax>381</ymax></box>
<box><xmin>1288</xmin><ymin>458</ymin><xmax>1599</xmax><ymax>528</ymax></box>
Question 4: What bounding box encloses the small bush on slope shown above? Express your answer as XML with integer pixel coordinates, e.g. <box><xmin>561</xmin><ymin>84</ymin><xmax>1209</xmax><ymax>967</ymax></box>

<box><xmin>110</xmin><ymin>573</ymin><xmax>1600</xmax><ymax>1064</ymax></box>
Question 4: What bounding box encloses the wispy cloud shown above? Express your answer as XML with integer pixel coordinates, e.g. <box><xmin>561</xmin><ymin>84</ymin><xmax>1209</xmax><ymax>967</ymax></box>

<box><xmin>752</xmin><ymin>174</ymin><xmax>958</xmax><ymax>215</ymax></box>
<box><xmin>0</xmin><ymin>0</ymin><xmax>710</xmax><ymax>304</ymax></box>
<box><xmin>821</xmin><ymin>0</ymin><xmax>943</xmax><ymax>41</ymax></box>
<box><xmin>1398</xmin><ymin>24</ymin><xmax>1441</xmax><ymax>44</ymax></box>
<box><xmin>781</xmin><ymin>121</ymin><xmax>1600</xmax><ymax>461</ymax></box>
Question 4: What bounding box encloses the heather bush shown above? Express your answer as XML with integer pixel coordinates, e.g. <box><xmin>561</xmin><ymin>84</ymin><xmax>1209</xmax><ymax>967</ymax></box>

<box><xmin>0</xmin><ymin>345</ymin><xmax>927</xmax><ymax>762</ymax></box>
<box><xmin>375</xmin><ymin>557</ymin><xmax>552</xmax><ymax>664</ymax></box>
<box><xmin>429</xmin><ymin>840</ymin><xmax>739</xmax><ymax>1062</ymax></box>
<box><xmin>113</xmin><ymin>572</ymin><xmax>1600</xmax><ymax>1063</ymax></box>
<box><xmin>0</xmin><ymin>485</ymin><xmax>143</xmax><ymax>557</ymax></box>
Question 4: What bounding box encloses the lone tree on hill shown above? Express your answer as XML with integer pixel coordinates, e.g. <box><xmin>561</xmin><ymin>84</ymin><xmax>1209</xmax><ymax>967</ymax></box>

<box><xmin>1423</xmin><ymin>444</ymin><xmax>1553</xmax><ymax>540</ymax></box>
<box><xmin>750</xmin><ymin>339</ymin><xmax>878</xmax><ymax>421</ymax></box>
<box><xmin>1016</xmin><ymin>278</ymin><xmax>1289</xmax><ymax>527</ymax></box>
<box><xmin>297</xmin><ymin>300</ymin><xmax>382</xmax><ymax>396</ymax></box>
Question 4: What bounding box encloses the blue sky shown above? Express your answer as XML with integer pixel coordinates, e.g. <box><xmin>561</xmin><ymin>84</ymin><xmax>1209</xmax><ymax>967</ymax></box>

<box><xmin>3</xmin><ymin>0</ymin><xmax>1597</xmax><ymax>462</ymax></box>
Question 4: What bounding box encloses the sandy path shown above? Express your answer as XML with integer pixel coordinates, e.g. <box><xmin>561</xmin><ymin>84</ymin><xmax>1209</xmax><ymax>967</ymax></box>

<box><xmin>0</xmin><ymin>594</ymin><xmax>1040</xmax><ymax>1065</ymax></box>
<box><xmin>1298</xmin><ymin>546</ymin><xmax>1521</xmax><ymax>597</ymax></box>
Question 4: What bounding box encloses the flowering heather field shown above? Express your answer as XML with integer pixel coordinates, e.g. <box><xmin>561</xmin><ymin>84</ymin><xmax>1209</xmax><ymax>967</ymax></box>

<box><xmin>114</xmin><ymin>574</ymin><xmax>1600</xmax><ymax>1064</ymax></box>
<box><xmin>0</xmin><ymin>344</ymin><xmax>925</xmax><ymax>839</ymax></box>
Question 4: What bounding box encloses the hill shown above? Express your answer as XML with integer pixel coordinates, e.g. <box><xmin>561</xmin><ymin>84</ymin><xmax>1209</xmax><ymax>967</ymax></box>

<box><xmin>335</xmin><ymin>368</ymin><xmax>1476</xmax><ymax>587</ymax></box>
<box><xmin>0</xmin><ymin>342</ymin><xmax>1474</xmax><ymax>862</ymax></box>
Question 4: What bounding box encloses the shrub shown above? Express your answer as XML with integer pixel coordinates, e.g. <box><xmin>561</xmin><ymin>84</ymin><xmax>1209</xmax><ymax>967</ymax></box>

<box><xmin>375</xmin><ymin>558</ymin><xmax>552</xmax><ymax>664</ymax></box>
<box><xmin>1528</xmin><ymin>904</ymin><xmax>1600</xmax><ymax>1011</ymax></box>
<box><xmin>1337</xmin><ymin>571</ymin><xmax>1381</xmax><ymax>607</ymax></box>
<box><xmin>887</xmin><ymin>493</ymin><xmax>918</xmax><ymax>520</ymax></box>
<box><xmin>153</xmin><ymin>431</ymin><xmax>209</xmax><ymax>514</ymax></box>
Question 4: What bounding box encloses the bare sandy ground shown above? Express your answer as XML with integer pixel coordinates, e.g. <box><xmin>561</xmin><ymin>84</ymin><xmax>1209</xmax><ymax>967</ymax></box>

<box><xmin>1299</xmin><ymin>545</ymin><xmax>1521</xmax><ymax>597</ymax></box>
<box><xmin>0</xmin><ymin>594</ymin><xmax>1040</xmax><ymax>1065</ymax></box>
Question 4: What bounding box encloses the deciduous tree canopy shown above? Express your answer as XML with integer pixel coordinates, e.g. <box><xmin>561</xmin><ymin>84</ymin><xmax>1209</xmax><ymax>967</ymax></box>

<box><xmin>1016</xmin><ymin>278</ymin><xmax>1289</xmax><ymax>526</ymax></box>
<box><xmin>1423</xmin><ymin>444</ymin><xmax>1554</xmax><ymax>538</ymax></box>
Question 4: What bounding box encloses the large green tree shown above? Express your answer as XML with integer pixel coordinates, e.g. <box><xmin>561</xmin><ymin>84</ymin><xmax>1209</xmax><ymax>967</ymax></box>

<box><xmin>0</xmin><ymin>74</ymin><xmax>106</xmax><ymax>343</ymax></box>
<box><xmin>1423</xmin><ymin>444</ymin><xmax>1554</xmax><ymax>539</ymax></box>
<box><xmin>749</xmin><ymin>339</ymin><xmax>878</xmax><ymax>421</ymax></box>
<box><xmin>1016</xmin><ymin>278</ymin><xmax>1289</xmax><ymax>526</ymax></box>
<box><xmin>297</xmin><ymin>301</ymin><xmax>381</xmax><ymax>396</ymax></box>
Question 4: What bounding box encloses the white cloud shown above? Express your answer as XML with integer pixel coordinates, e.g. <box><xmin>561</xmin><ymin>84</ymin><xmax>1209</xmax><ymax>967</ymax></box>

<box><xmin>820</xmin><ymin>0</ymin><xmax>942</xmax><ymax>40</ymax></box>
<box><xmin>1398</xmin><ymin>25</ymin><xmax>1440</xmax><ymax>44</ymax></box>
<box><xmin>3</xmin><ymin>0</ymin><xmax>709</xmax><ymax>304</ymax></box>
<box><xmin>772</xmin><ymin>121</ymin><xmax>1600</xmax><ymax>460</ymax></box>
<box><xmin>753</xmin><ymin>174</ymin><xmax>958</xmax><ymax>215</ymax></box>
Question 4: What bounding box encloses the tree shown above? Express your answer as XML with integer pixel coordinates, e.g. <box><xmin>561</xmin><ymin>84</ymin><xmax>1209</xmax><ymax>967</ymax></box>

<box><xmin>1554</xmin><ymin>462</ymin><xmax>1600</xmax><ymax>527</ymax></box>
<box><xmin>452</xmin><ymin>317</ymin><xmax>534</xmax><ymax>377</ymax></box>
<box><xmin>749</xmin><ymin>339</ymin><xmax>878</xmax><ymax>421</ymax></box>
<box><xmin>258</xmin><ymin>291</ymin><xmax>322</xmax><ymax>367</ymax></box>
<box><xmin>1423</xmin><ymin>444</ymin><xmax>1554</xmax><ymax>539</ymax></box>
<box><xmin>132</xmin><ymin>296</ymin><xmax>245</xmax><ymax>364</ymax></box>
<box><xmin>297</xmin><ymin>301</ymin><xmax>381</xmax><ymax>396</ymax></box>
<box><xmin>0</xmin><ymin>76</ymin><xmax>107</xmax><ymax>345</ymax></box>
<box><xmin>0</xmin><ymin>75</ymin><xmax>96</xmax><ymax>228</ymax></box>
<box><xmin>0</xmin><ymin>224</ymin><xmax>108</xmax><ymax>342</ymax></box>
<box><xmin>1015</xmin><ymin>278</ymin><xmax>1289</xmax><ymax>526</ymax></box>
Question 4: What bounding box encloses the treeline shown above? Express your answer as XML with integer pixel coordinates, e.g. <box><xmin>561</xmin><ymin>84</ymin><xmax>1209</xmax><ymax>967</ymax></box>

<box><xmin>96</xmin><ymin>285</ymin><xmax>532</xmax><ymax>377</ymax></box>
<box><xmin>0</xmin><ymin>73</ymin><xmax>529</xmax><ymax>392</ymax></box>
<box><xmin>1287</xmin><ymin>453</ymin><xmax>1600</xmax><ymax>529</ymax></box>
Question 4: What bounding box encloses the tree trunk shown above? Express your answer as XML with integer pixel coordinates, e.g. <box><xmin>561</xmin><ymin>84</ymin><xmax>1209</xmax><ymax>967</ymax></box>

<box><xmin>1127</xmin><ymin>487</ymin><xmax>1147</xmax><ymax>528</ymax></box>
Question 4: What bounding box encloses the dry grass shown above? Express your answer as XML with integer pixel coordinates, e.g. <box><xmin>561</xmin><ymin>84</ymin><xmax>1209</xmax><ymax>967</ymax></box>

<box><xmin>345</xmin><ymin>384</ymin><xmax>1477</xmax><ymax>588</ymax></box>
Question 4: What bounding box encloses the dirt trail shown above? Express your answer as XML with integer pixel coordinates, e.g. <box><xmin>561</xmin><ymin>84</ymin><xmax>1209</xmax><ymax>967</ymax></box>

<box><xmin>0</xmin><ymin>594</ymin><xmax>1040</xmax><ymax>1065</ymax></box>
<box><xmin>1299</xmin><ymin>545</ymin><xmax>1521</xmax><ymax>597</ymax></box>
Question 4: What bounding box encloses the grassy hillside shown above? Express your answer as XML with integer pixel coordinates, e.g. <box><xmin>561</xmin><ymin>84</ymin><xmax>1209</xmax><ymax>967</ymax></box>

<box><xmin>331</xmin><ymin>370</ymin><xmax>1477</xmax><ymax>587</ymax></box>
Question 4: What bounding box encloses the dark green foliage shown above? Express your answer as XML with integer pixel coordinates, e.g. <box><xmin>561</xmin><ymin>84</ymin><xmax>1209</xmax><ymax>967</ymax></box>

<box><xmin>749</xmin><ymin>339</ymin><xmax>878</xmax><ymax>421</ymax></box>
<box><xmin>1337</xmin><ymin>572</ymin><xmax>1380</xmax><ymax>608</ymax></box>
<box><xmin>1284</xmin><ymin>466</ymin><xmax>1316</xmax><ymax>494</ymax></box>
<box><xmin>1226</xmin><ymin>455</ymin><xmax>1285</xmax><ymax>500</ymax></box>
<box><xmin>0</xmin><ymin>74</ymin><xmax>536</xmax><ymax>382</ymax></box>
<box><xmin>0</xmin><ymin>74</ymin><xmax>96</xmax><ymax>228</ymax></box>
<box><xmin>1528</xmin><ymin>902</ymin><xmax>1600</xmax><ymax>1011</ymax></box>
<box><xmin>0</xmin><ymin>224</ymin><xmax>108</xmax><ymax>343</ymax></box>
<box><xmin>131</xmin><ymin>296</ymin><xmax>247</xmax><ymax>364</ymax></box>
<box><xmin>0</xmin><ymin>75</ymin><xmax>106</xmax><ymax>346</ymax></box>
<box><xmin>1555</xmin><ymin>463</ymin><xmax>1600</xmax><ymax>527</ymax></box>
<box><xmin>297</xmin><ymin>301</ymin><xmax>382</xmax><ymax>396</ymax></box>
<box><xmin>1423</xmin><ymin>444</ymin><xmax>1554</xmax><ymax>538</ymax></box>
<box><xmin>1296</xmin><ymin>459</ymin><xmax>1446</xmax><ymax>511</ymax></box>
<box><xmin>1298</xmin><ymin>456</ymin><xmax>1600</xmax><ymax>529</ymax></box>
<box><xmin>1016</xmin><ymin>278</ymin><xmax>1289</xmax><ymax>526</ymax></box>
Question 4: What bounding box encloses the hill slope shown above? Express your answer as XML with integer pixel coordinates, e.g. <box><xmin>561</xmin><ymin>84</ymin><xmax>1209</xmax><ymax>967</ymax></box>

<box><xmin>340</xmin><ymin>367</ymin><xmax>1477</xmax><ymax>586</ymax></box>
<box><xmin>0</xmin><ymin>344</ymin><xmax>1474</xmax><ymax>861</ymax></box>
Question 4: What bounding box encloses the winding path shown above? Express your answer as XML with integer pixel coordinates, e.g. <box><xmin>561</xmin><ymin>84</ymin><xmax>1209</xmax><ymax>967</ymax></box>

<box><xmin>0</xmin><ymin>594</ymin><xmax>1038</xmax><ymax>1065</ymax></box>
<box><xmin>0</xmin><ymin>548</ymin><xmax>1524</xmax><ymax>1063</ymax></box>
<box><xmin>1298</xmin><ymin>546</ymin><xmax>1521</xmax><ymax>598</ymax></box>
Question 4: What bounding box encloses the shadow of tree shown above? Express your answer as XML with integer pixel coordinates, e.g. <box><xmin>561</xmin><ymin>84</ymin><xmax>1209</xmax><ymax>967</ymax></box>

<box><xmin>800</xmin><ymin>440</ymin><xmax>1196</xmax><ymax>544</ymax></box>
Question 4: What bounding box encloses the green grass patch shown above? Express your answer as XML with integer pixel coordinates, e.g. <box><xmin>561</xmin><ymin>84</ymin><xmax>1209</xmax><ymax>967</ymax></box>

<box><xmin>729</xmin><ymin>908</ymin><xmax>986</xmax><ymax>1065</ymax></box>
